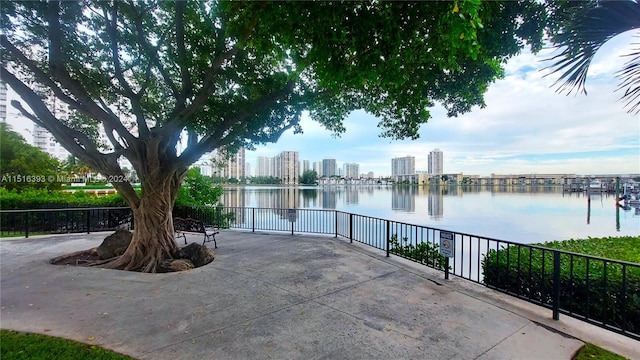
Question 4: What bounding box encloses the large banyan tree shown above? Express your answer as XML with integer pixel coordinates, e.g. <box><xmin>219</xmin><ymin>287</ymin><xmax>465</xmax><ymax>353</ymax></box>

<box><xmin>1</xmin><ymin>1</ymin><xmax>549</xmax><ymax>272</ymax></box>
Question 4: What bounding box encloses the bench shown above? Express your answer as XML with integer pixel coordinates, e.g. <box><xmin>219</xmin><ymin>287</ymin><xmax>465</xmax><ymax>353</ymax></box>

<box><xmin>173</xmin><ymin>217</ymin><xmax>218</xmax><ymax>248</ymax></box>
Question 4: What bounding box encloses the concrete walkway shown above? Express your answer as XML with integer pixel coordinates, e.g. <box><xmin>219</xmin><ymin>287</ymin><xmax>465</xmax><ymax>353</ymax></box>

<box><xmin>1</xmin><ymin>231</ymin><xmax>638</xmax><ymax>360</ymax></box>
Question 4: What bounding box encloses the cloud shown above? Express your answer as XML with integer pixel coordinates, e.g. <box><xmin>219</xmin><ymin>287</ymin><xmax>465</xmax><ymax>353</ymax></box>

<box><xmin>249</xmin><ymin>58</ymin><xmax>639</xmax><ymax>177</ymax></box>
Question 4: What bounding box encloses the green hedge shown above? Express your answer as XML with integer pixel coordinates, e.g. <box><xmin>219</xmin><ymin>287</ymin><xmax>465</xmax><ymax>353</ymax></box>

<box><xmin>0</xmin><ymin>187</ymin><xmax>234</xmax><ymax>235</ymax></box>
<box><xmin>389</xmin><ymin>234</ymin><xmax>449</xmax><ymax>271</ymax></box>
<box><xmin>0</xmin><ymin>188</ymin><xmax>126</xmax><ymax>209</ymax></box>
<box><xmin>482</xmin><ymin>244</ymin><xmax>640</xmax><ymax>334</ymax></box>
<box><xmin>173</xmin><ymin>205</ymin><xmax>235</xmax><ymax>229</ymax></box>
<box><xmin>0</xmin><ymin>186</ymin><xmax>217</xmax><ymax>210</ymax></box>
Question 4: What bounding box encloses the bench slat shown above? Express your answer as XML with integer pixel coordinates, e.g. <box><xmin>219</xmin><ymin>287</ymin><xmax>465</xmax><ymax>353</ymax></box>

<box><xmin>173</xmin><ymin>217</ymin><xmax>217</xmax><ymax>248</ymax></box>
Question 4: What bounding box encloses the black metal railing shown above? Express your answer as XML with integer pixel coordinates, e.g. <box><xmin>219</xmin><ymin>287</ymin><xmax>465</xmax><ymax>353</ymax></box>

<box><xmin>1</xmin><ymin>205</ymin><xmax>638</xmax><ymax>340</ymax></box>
<box><xmin>0</xmin><ymin>207</ymin><xmax>132</xmax><ymax>237</ymax></box>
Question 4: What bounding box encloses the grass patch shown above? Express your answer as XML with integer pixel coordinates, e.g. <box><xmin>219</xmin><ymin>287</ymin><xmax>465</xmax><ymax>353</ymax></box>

<box><xmin>0</xmin><ymin>330</ymin><xmax>135</xmax><ymax>360</ymax></box>
<box><xmin>573</xmin><ymin>343</ymin><xmax>628</xmax><ymax>360</ymax></box>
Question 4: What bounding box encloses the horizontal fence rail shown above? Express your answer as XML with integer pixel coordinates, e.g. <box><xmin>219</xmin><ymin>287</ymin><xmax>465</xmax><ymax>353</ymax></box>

<box><xmin>1</xmin><ymin>205</ymin><xmax>638</xmax><ymax>340</ymax></box>
<box><xmin>0</xmin><ymin>207</ymin><xmax>132</xmax><ymax>237</ymax></box>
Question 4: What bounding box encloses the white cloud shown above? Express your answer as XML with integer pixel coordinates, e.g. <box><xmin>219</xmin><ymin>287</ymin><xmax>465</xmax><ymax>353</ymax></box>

<box><xmin>251</xmin><ymin>32</ymin><xmax>640</xmax><ymax>177</ymax></box>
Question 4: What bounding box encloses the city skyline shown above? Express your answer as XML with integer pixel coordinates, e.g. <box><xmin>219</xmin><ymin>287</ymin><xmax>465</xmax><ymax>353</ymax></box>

<box><xmin>245</xmin><ymin>150</ymin><xmax>637</xmax><ymax>181</ymax></box>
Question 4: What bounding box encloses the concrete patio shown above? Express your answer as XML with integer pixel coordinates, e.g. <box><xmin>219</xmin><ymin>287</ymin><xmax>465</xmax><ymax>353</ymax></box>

<box><xmin>1</xmin><ymin>230</ymin><xmax>638</xmax><ymax>359</ymax></box>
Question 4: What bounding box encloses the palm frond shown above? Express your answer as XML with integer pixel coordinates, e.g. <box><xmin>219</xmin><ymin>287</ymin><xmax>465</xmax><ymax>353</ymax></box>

<box><xmin>616</xmin><ymin>43</ymin><xmax>640</xmax><ymax>114</ymax></box>
<box><xmin>545</xmin><ymin>0</ymin><xmax>640</xmax><ymax>100</ymax></box>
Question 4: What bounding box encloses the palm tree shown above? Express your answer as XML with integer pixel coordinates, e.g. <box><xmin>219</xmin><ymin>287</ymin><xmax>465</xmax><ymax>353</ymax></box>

<box><xmin>546</xmin><ymin>0</ymin><xmax>640</xmax><ymax>114</ymax></box>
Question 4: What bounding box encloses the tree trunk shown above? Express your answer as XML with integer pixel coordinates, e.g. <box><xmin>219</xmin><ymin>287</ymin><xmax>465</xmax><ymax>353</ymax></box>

<box><xmin>105</xmin><ymin>171</ymin><xmax>182</xmax><ymax>273</ymax></box>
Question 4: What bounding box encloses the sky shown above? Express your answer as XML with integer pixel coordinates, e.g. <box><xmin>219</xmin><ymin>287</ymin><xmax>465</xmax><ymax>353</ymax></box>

<box><xmin>5</xmin><ymin>30</ymin><xmax>640</xmax><ymax>178</ymax></box>
<box><xmin>248</xmin><ymin>31</ymin><xmax>640</xmax><ymax>178</ymax></box>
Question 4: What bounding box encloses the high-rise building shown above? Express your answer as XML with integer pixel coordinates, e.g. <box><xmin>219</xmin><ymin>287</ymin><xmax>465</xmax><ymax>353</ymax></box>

<box><xmin>343</xmin><ymin>162</ymin><xmax>359</xmax><ymax>179</ymax></box>
<box><xmin>313</xmin><ymin>161</ymin><xmax>322</xmax><ymax>177</ymax></box>
<box><xmin>29</xmin><ymin>85</ymin><xmax>72</xmax><ymax>160</ymax></box>
<box><xmin>0</xmin><ymin>81</ymin><xmax>7</xmax><ymax>123</ymax></box>
<box><xmin>391</xmin><ymin>156</ymin><xmax>415</xmax><ymax>176</ymax></box>
<box><xmin>302</xmin><ymin>160</ymin><xmax>310</xmax><ymax>173</ymax></box>
<box><xmin>428</xmin><ymin>148</ymin><xmax>443</xmax><ymax>176</ymax></box>
<box><xmin>33</xmin><ymin>124</ymin><xmax>71</xmax><ymax>160</ymax></box>
<box><xmin>256</xmin><ymin>156</ymin><xmax>272</xmax><ymax>177</ymax></box>
<box><xmin>361</xmin><ymin>171</ymin><xmax>375</xmax><ymax>179</ymax></box>
<box><xmin>212</xmin><ymin>147</ymin><xmax>246</xmax><ymax>180</ymax></box>
<box><xmin>322</xmin><ymin>159</ymin><xmax>337</xmax><ymax>177</ymax></box>
<box><xmin>274</xmin><ymin>151</ymin><xmax>299</xmax><ymax>185</ymax></box>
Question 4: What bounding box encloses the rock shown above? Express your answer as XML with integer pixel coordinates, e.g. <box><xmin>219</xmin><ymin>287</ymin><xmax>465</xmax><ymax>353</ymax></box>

<box><xmin>179</xmin><ymin>243</ymin><xmax>215</xmax><ymax>267</ymax></box>
<box><xmin>160</xmin><ymin>259</ymin><xmax>194</xmax><ymax>272</ymax></box>
<box><xmin>96</xmin><ymin>230</ymin><xmax>133</xmax><ymax>260</ymax></box>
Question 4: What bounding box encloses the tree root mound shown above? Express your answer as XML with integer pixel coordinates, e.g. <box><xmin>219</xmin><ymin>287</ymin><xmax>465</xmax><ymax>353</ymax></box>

<box><xmin>50</xmin><ymin>244</ymin><xmax>215</xmax><ymax>273</ymax></box>
<box><xmin>50</xmin><ymin>248</ymin><xmax>104</xmax><ymax>267</ymax></box>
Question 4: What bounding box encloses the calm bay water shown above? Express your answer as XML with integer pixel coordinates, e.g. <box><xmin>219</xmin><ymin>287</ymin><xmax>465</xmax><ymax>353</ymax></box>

<box><xmin>222</xmin><ymin>185</ymin><xmax>639</xmax><ymax>244</ymax></box>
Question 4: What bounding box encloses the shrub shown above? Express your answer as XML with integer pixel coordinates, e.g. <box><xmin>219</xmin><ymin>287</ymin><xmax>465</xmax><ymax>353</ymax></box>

<box><xmin>389</xmin><ymin>234</ymin><xmax>450</xmax><ymax>271</ymax></box>
<box><xmin>0</xmin><ymin>188</ymin><xmax>127</xmax><ymax>209</ymax></box>
<box><xmin>482</xmin><ymin>243</ymin><xmax>640</xmax><ymax>334</ymax></box>
<box><xmin>173</xmin><ymin>205</ymin><xmax>235</xmax><ymax>229</ymax></box>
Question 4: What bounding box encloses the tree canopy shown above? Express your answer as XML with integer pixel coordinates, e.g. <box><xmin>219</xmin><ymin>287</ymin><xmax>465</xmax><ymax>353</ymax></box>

<box><xmin>175</xmin><ymin>168</ymin><xmax>223</xmax><ymax>207</ymax></box>
<box><xmin>0</xmin><ymin>0</ymin><xmax>552</xmax><ymax>271</ymax></box>
<box><xmin>1</xmin><ymin>1</ymin><xmax>549</xmax><ymax>183</ymax></box>
<box><xmin>300</xmin><ymin>170</ymin><xmax>318</xmax><ymax>185</ymax></box>
<box><xmin>0</xmin><ymin>123</ymin><xmax>61</xmax><ymax>191</ymax></box>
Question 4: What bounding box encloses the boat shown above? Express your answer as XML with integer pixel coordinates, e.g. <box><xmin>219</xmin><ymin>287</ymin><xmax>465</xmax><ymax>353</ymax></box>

<box><xmin>588</xmin><ymin>179</ymin><xmax>605</xmax><ymax>192</ymax></box>
<box><xmin>618</xmin><ymin>193</ymin><xmax>640</xmax><ymax>207</ymax></box>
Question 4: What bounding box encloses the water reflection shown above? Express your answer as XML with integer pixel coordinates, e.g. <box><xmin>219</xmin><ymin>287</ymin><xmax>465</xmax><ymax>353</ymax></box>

<box><xmin>587</xmin><ymin>195</ymin><xmax>591</xmax><ymax>224</ymax></box>
<box><xmin>300</xmin><ymin>188</ymin><xmax>318</xmax><ymax>208</ymax></box>
<box><xmin>321</xmin><ymin>187</ymin><xmax>337</xmax><ymax>209</ymax></box>
<box><xmin>222</xmin><ymin>185</ymin><xmax>638</xmax><ymax>243</ymax></box>
<box><xmin>428</xmin><ymin>188</ymin><xmax>444</xmax><ymax>220</ymax></box>
<box><xmin>392</xmin><ymin>186</ymin><xmax>416</xmax><ymax>212</ymax></box>
<box><xmin>345</xmin><ymin>186</ymin><xmax>359</xmax><ymax>205</ymax></box>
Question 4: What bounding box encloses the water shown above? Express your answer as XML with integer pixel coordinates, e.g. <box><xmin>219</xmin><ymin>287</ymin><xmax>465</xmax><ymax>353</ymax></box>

<box><xmin>221</xmin><ymin>185</ymin><xmax>639</xmax><ymax>244</ymax></box>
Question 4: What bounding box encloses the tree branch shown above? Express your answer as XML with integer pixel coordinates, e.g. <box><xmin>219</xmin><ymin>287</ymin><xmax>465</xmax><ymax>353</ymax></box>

<box><xmin>96</xmin><ymin>97</ymin><xmax>127</xmax><ymax>151</ymax></box>
<box><xmin>3</xmin><ymin>68</ymin><xmax>101</xmax><ymax>165</ymax></box>
<box><xmin>44</xmin><ymin>2</ymin><xmax>137</xmax><ymax>147</ymax></box>
<box><xmin>1</xmin><ymin>35</ymin><xmax>98</xmax><ymax>120</ymax></box>
<box><xmin>175</xmin><ymin>1</ymin><xmax>193</xmax><ymax>103</ymax></box>
<box><xmin>125</xmin><ymin>4</ymin><xmax>178</xmax><ymax>137</ymax></box>
<box><xmin>187</xmin><ymin>130</ymin><xmax>199</xmax><ymax>149</ymax></box>
<box><xmin>4</xmin><ymin>66</ymin><xmax>137</xmax><ymax>203</ymax></box>
<box><xmin>176</xmin><ymin>80</ymin><xmax>296</xmax><ymax>167</ymax></box>
<box><xmin>164</xmin><ymin>46</ymin><xmax>241</xmax><ymax>135</ymax></box>
<box><xmin>105</xmin><ymin>2</ymin><xmax>149</xmax><ymax>140</ymax></box>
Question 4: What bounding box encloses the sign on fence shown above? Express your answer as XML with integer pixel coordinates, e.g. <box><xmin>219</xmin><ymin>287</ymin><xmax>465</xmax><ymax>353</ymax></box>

<box><xmin>288</xmin><ymin>208</ymin><xmax>297</xmax><ymax>222</ymax></box>
<box><xmin>439</xmin><ymin>231</ymin><xmax>454</xmax><ymax>258</ymax></box>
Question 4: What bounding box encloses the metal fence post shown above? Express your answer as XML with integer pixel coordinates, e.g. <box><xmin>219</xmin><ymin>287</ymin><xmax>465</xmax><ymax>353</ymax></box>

<box><xmin>86</xmin><ymin>209</ymin><xmax>91</xmax><ymax>233</ymax></box>
<box><xmin>386</xmin><ymin>220</ymin><xmax>390</xmax><ymax>257</ymax></box>
<box><xmin>252</xmin><ymin>208</ymin><xmax>255</xmax><ymax>232</ymax></box>
<box><xmin>349</xmin><ymin>213</ymin><xmax>353</xmax><ymax>243</ymax></box>
<box><xmin>552</xmin><ymin>250</ymin><xmax>561</xmax><ymax>321</ymax></box>
<box><xmin>445</xmin><ymin>258</ymin><xmax>450</xmax><ymax>280</ymax></box>
<box><xmin>335</xmin><ymin>211</ymin><xmax>338</xmax><ymax>238</ymax></box>
<box><xmin>25</xmin><ymin>212</ymin><xmax>30</xmax><ymax>238</ymax></box>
